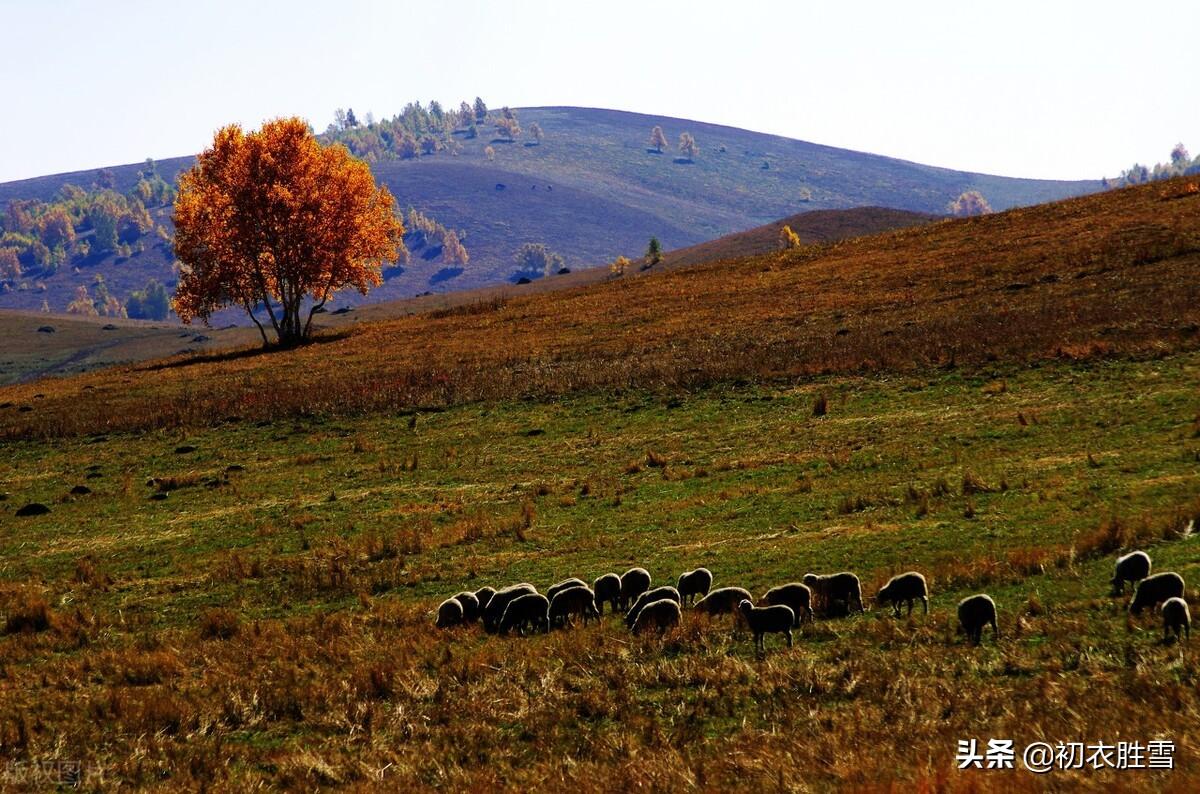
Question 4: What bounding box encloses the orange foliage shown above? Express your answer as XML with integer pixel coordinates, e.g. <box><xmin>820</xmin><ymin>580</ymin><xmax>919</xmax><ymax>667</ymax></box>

<box><xmin>172</xmin><ymin>117</ymin><xmax>405</xmax><ymax>346</ymax></box>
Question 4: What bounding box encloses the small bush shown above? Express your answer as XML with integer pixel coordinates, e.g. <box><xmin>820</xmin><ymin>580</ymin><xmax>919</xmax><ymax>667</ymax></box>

<box><xmin>199</xmin><ymin>607</ymin><xmax>240</xmax><ymax>640</ymax></box>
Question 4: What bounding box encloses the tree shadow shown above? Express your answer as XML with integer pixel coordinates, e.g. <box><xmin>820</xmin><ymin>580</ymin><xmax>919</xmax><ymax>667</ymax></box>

<box><xmin>382</xmin><ymin>264</ymin><xmax>405</xmax><ymax>281</ymax></box>
<box><xmin>673</xmin><ymin>158</ymin><xmax>694</xmax><ymax>165</ymax></box>
<box><xmin>430</xmin><ymin>267</ymin><xmax>463</xmax><ymax>285</ymax></box>
<box><xmin>646</xmin><ymin>148</ymin><xmax>663</xmax><ymax>155</ymax></box>
<box><xmin>135</xmin><ymin>328</ymin><xmax>357</xmax><ymax>372</ymax></box>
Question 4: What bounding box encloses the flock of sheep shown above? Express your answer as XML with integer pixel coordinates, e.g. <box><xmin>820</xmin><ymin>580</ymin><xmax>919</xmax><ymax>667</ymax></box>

<box><xmin>434</xmin><ymin>549</ymin><xmax>1191</xmax><ymax>649</ymax></box>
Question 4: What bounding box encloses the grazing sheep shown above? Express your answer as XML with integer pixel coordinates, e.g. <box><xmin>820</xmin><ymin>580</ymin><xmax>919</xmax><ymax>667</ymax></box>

<box><xmin>435</xmin><ymin>598</ymin><xmax>465</xmax><ymax>629</ymax></box>
<box><xmin>451</xmin><ymin>591</ymin><xmax>481</xmax><ymax>622</ymax></box>
<box><xmin>483</xmin><ymin>583</ymin><xmax>538</xmax><ymax>633</ymax></box>
<box><xmin>499</xmin><ymin>593</ymin><xmax>551</xmax><ymax>636</ymax></box>
<box><xmin>550</xmin><ymin>586</ymin><xmax>600</xmax><ymax>628</ymax></box>
<box><xmin>619</xmin><ymin>567</ymin><xmax>652</xmax><ymax>610</ymax></box>
<box><xmin>1110</xmin><ymin>551</ymin><xmax>1152</xmax><ymax>597</ymax></box>
<box><xmin>762</xmin><ymin>583</ymin><xmax>813</xmax><ymax>627</ymax></box>
<box><xmin>593</xmin><ymin>573</ymin><xmax>621</xmax><ymax>615</ymax></box>
<box><xmin>693</xmin><ymin>587</ymin><xmax>753</xmax><ymax>616</ymax></box>
<box><xmin>1161</xmin><ymin>597</ymin><xmax>1191</xmax><ymax>642</ymax></box>
<box><xmin>546</xmin><ymin>577</ymin><xmax>589</xmax><ymax>603</ymax></box>
<box><xmin>803</xmin><ymin>572</ymin><xmax>865</xmax><ymax>617</ymax></box>
<box><xmin>677</xmin><ymin>568</ymin><xmax>713</xmax><ymax>606</ymax></box>
<box><xmin>957</xmin><ymin>594</ymin><xmax>999</xmax><ymax>645</ymax></box>
<box><xmin>631</xmin><ymin>599</ymin><xmax>681</xmax><ymax>635</ymax></box>
<box><xmin>875</xmin><ymin>572</ymin><xmax>929</xmax><ymax>618</ymax></box>
<box><xmin>1129</xmin><ymin>572</ymin><xmax>1186</xmax><ymax>616</ymax></box>
<box><xmin>625</xmin><ymin>586</ymin><xmax>682</xmax><ymax>628</ymax></box>
<box><xmin>474</xmin><ymin>586</ymin><xmax>497</xmax><ymax>612</ymax></box>
<box><xmin>738</xmin><ymin>600</ymin><xmax>794</xmax><ymax>650</ymax></box>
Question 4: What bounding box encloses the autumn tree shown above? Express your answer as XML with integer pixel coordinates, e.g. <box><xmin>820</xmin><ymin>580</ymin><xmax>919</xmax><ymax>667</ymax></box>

<box><xmin>528</xmin><ymin>122</ymin><xmax>544</xmax><ymax>145</ymax></box>
<box><xmin>39</xmin><ymin>207</ymin><xmax>76</xmax><ymax>251</ymax></box>
<box><xmin>172</xmin><ymin>117</ymin><xmax>405</xmax><ymax>346</ymax></box>
<box><xmin>609</xmin><ymin>255</ymin><xmax>630</xmax><ymax>277</ymax></box>
<box><xmin>645</xmin><ymin>236</ymin><xmax>662</xmax><ymax>265</ymax></box>
<box><xmin>678</xmin><ymin>132</ymin><xmax>698</xmax><ymax>161</ymax></box>
<box><xmin>513</xmin><ymin>243</ymin><xmax>564</xmax><ymax>279</ymax></box>
<box><xmin>779</xmin><ymin>225</ymin><xmax>802</xmax><ymax>249</ymax></box>
<box><xmin>67</xmin><ymin>285</ymin><xmax>98</xmax><ymax>316</ymax></box>
<box><xmin>485</xmin><ymin>145</ymin><xmax>496</xmax><ymax>161</ymax></box>
<box><xmin>473</xmin><ymin>97</ymin><xmax>488</xmax><ymax>121</ymax></box>
<box><xmin>948</xmin><ymin>190</ymin><xmax>993</xmax><ymax>217</ymax></box>
<box><xmin>0</xmin><ymin>247</ymin><xmax>20</xmax><ymax>281</ymax></box>
<box><xmin>442</xmin><ymin>231</ymin><xmax>469</xmax><ymax>266</ymax></box>
<box><xmin>420</xmin><ymin>135</ymin><xmax>439</xmax><ymax>155</ymax></box>
<box><xmin>649</xmin><ymin>125</ymin><xmax>668</xmax><ymax>153</ymax></box>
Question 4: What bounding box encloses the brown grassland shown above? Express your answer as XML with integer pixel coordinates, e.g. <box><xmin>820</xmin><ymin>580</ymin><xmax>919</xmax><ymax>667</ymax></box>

<box><xmin>1</xmin><ymin>177</ymin><xmax>1198</xmax><ymax>441</ymax></box>
<box><xmin>1</xmin><ymin>178</ymin><xmax>1199</xmax><ymax>791</ymax></box>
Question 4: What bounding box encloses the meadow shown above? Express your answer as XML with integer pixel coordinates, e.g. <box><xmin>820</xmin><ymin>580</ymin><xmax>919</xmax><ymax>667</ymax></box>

<box><xmin>1</xmin><ymin>177</ymin><xmax>1199</xmax><ymax>790</ymax></box>
<box><xmin>1</xmin><ymin>349</ymin><xmax>1198</xmax><ymax>789</ymax></box>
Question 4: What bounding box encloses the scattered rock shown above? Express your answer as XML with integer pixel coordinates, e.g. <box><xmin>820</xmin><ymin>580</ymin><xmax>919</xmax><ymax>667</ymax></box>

<box><xmin>225</xmin><ymin>464</ymin><xmax>245</xmax><ymax>473</ymax></box>
<box><xmin>175</xmin><ymin>445</ymin><xmax>197</xmax><ymax>454</ymax></box>
<box><xmin>557</xmin><ymin>267</ymin><xmax>571</xmax><ymax>275</ymax></box>
<box><xmin>836</xmin><ymin>327</ymin><xmax>850</xmax><ymax>336</ymax></box>
<box><xmin>69</xmin><ymin>485</ymin><xmax>92</xmax><ymax>496</ymax></box>
<box><xmin>516</xmin><ymin>277</ymin><xmax>532</xmax><ymax>285</ymax></box>
<box><xmin>37</xmin><ymin>326</ymin><xmax>55</xmax><ymax>333</ymax></box>
<box><xmin>16</xmin><ymin>503</ymin><xmax>51</xmax><ymax>517</ymax></box>
<box><xmin>102</xmin><ymin>324</ymin><xmax>118</xmax><ymax>330</ymax></box>
<box><xmin>524</xmin><ymin>428</ymin><xmax>545</xmax><ymax>437</ymax></box>
<box><xmin>85</xmin><ymin>472</ymin><xmax>103</xmax><ymax>480</ymax></box>
<box><xmin>18</xmin><ymin>406</ymin><xmax>32</xmax><ymax>412</ymax></box>
<box><xmin>149</xmin><ymin>492</ymin><xmax>169</xmax><ymax>501</ymax></box>
<box><xmin>192</xmin><ymin>335</ymin><xmax>211</xmax><ymax>343</ymax></box>
<box><xmin>331</xmin><ymin>307</ymin><xmax>353</xmax><ymax>315</ymax></box>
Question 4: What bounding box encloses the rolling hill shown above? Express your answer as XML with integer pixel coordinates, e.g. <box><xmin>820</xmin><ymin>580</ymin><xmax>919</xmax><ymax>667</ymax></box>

<box><xmin>2</xmin><ymin>176</ymin><xmax>1194</xmax><ymax>440</ymax></box>
<box><xmin>0</xmin><ymin>106</ymin><xmax>1100</xmax><ymax>319</ymax></box>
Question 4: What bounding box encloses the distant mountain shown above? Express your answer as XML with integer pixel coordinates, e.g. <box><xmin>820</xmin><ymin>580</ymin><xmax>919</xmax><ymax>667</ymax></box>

<box><xmin>0</xmin><ymin>106</ymin><xmax>1100</xmax><ymax>319</ymax></box>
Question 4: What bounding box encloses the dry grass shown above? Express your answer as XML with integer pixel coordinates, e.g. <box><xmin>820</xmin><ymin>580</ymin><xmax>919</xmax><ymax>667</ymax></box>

<box><xmin>2</xmin><ymin>179</ymin><xmax>1198</xmax><ymax>440</ymax></box>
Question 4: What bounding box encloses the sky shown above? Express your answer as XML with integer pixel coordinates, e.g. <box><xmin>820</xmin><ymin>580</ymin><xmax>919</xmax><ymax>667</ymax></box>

<box><xmin>0</xmin><ymin>0</ymin><xmax>1196</xmax><ymax>183</ymax></box>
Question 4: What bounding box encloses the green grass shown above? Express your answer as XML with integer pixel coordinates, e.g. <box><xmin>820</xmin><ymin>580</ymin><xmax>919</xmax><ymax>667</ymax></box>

<box><xmin>4</xmin><ymin>352</ymin><xmax>1197</xmax><ymax>624</ymax></box>
<box><xmin>1</xmin><ymin>352</ymin><xmax>1198</xmax><ymax>788</ymax></box>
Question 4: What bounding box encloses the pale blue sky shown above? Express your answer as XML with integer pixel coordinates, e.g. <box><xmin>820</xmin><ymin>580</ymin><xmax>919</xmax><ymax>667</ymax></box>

<box><xmin>1</xmin><ymin>0</ymin><xmax>1195</xmax><ymax>183</ymax></box>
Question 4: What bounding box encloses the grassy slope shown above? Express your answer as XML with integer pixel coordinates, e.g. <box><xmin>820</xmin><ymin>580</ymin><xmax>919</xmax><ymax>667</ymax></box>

<box><xmin>1</xmin><ymin>177</ymin><xmax>1195</xmax><ymax>440</ymax></box>
<box><xmin>0</xmin><ymin>178</ymin><xmax>1196</xmax><ymax>789</ymax></box>
<box><xmin>0</xmin><ymin>106</ymin><xmax>1098</xmax><ymax>315</ymax></box>
<box><xmin>0</xmin><ymin>354</ymin><xmax>1197</xmax><ymax>788</ymax></box>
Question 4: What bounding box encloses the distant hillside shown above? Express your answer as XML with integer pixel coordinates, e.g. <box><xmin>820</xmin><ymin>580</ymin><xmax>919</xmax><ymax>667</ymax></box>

<box><xmin>0</xmin><ymin>106</ymin><xmax>1100</xmax><ymax>319</ymax></box>
<box><xmin>658</xmin><ymin>206</ymin><xmax>939</xmax><ymax>270</ymax></box>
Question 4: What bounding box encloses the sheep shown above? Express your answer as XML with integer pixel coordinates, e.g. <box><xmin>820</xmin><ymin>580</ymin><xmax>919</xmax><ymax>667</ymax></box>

<box><xmin>592</xmin><ymin>573</ymin><xmax>622</xmax><ymax>615</ymax></box>
<box><xmin>803</xmin><ymin>572</ymin><xmax>865</xmax><ymax>617</ymax></box>
<box><xmin>677</xmin><ymin>568</ymin><xmax>713</xmax><ymax>606</ymax></box>
<box><xmin>631</xmin><ymin>598</ymin><xmax>681</xmax><ymax>635</ymax></box>
<box><xmin>738</xmin><ymin>599</ymin><xmax>794</xmax><ymax>650</ymax></box>
<box><xmin>693</xmin><ymin>587</ymin><xmax>753</xmax><ymax>616</ymax></box>
<box><xmin>550</xmin><ymin>586</ymin><xmax>600</xmax><ymax>628</ymax></box>
<box><xmin>1110</xmin><ymin>551</ymin><xmax>1152</xmax><ymax>597</ymax></box>
<box><xmin>474</xmin><ymin>586</ymin><xmax>497</xmax><ymax>612</ymax></box>
<box><xmin>762</xmin><ymin>583</ymin><xmax>813</xmax><ymax>627</ymax></box>
<box><xmin>546</xmin><ymin>577</ymin><xmax>588</xmax><ymax>603</ymax></box>
<box><xmin>435</xmin><ymin>598</ymin><xmax>464</xmax><ymax>629</ymax></box>
<box><xmin>875</xmin><ymin>572</ymin><xmax>929</xmax><ymax>618</ymax></box>
<box><xmin>482</xmin><ymin>583</ymin><xmax>538</xmax><ymax>633</ymax></box>
<box><xmin>1161</xmin><ymin>597</ymin><xmax>1191</xmax><ymax>642</ymax></box>
<box><xmin>499</xmin><ymin>593</ymin><xmax>551</xmax><ymax>636</ymax></box>
<box><xmin>451</xmin><ymin>591</ymin><xmax>481</xmax><ymax>622</ymax></box>
<box><xmin>618</xmin><ymin>567</ymin><xmax>652</xmax><ymax>610</ymax></box>
<box><xmin>957</xmin><ymin>594</ymin><xmax>999</xmax><ymax>645</ymax></box>
<box><xmin>625</xmin><ymin>586</ymin><xmax>682</xmax><ymax>628</ymax></box>
<box><xmin>1129</xmin><ymin>572</ymin><xmax>1185</xmax><ymax>616</ymax></box>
